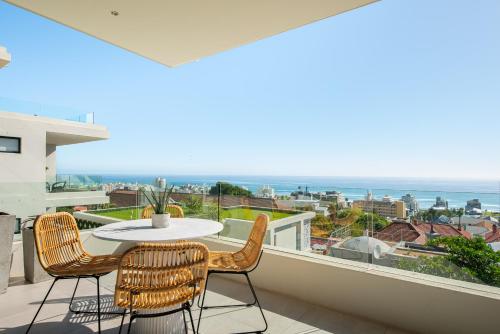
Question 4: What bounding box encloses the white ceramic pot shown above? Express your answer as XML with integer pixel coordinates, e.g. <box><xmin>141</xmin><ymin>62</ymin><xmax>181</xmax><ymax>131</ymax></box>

<box><xmin>151</xmin><ymin>213</ymin><xmax>170</xmax><ymax>228</ymax></box>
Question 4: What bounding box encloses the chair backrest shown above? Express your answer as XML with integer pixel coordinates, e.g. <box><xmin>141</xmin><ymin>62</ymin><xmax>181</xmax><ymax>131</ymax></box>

<box><xmin>234</xmin><ymin>214</ymin><xmax>269</xmax><ymax>269</ymax></box>
<box><xmin>141</xmin><ymin>204</ymin><xmax>184</xmax><ymax>219</ymax></box>
<box><xmin>33</xmin><ymin>212</ymin><xmax>86</xmax><ymax>271</ymax></box>
<box><xmin>114</xmin><ymin>242</ymin><xmax>209</xmax><ymax>308</ymax></box>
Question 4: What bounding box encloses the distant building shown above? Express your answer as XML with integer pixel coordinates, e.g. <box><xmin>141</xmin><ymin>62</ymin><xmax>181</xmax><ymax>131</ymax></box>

<box><xmin>325</xmin><ymin>191</ymin><xmax>347</xmax><ymax>208</ymax></box>
<box><xmin>465</xmin><ymin>199</ymin><xmax>482</xmax><ymax>215</ymax></box>
<box><xmin>484</xmin><ymin>225</ymin><xmax>500</xmax><ymax>243</ymax></box>
<box><xmin>401</xmin><ymin>193</ymin><xmax>419</xmax><ymax>214</ymax></box>
<box><xmin>373</xmin><ymin>220</ymin><xmax>471</xmax><ymax>245</ymax></box>
<box><xmin>155</xmin><ymin>177</ymin><xmax>166</xmax><ymax>189</ymax></box>
<box><xmin>256</xmin><ymin>185</ymin><xmax>275</xmax><ymax>198</ymax></box>
<box><xmin>432</xmin><ymin>196</ymin><xmax>448</xmax><ymax>210</ymax></box>
<box><xmin>352</xmin><ymin>192</ymin><xmax>406</xmax><ymax>219</ymax></box>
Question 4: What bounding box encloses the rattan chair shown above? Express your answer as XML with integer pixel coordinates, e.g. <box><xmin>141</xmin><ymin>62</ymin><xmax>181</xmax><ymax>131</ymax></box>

<box><xmin>197</xmin><ymin>214</ymin><xmax>269</xmax><ymax>333</ymax></box>
<box><xmin>114</xmin><ymin>242</ymin><xmax>209</xmax><ymax>334</ymax></box>
<box><xmin>141</xmin><ymin>204</ymin><xmax>184</xmax><ymax>219</ymax></box>
<box><xmin>26</xmin><ymin>212</ymin><xmax>121</xmax><ymax>334</ymax></box>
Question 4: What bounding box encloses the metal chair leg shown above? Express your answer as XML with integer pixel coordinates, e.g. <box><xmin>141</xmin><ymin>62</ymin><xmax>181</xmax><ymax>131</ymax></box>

<box><xmin>196</xmin><ymin>274</ymin><xmax>209</xmax><ymax>333</ymax></box>
<box><xmin>96</xmin><ymin>276</ymin><xmax>101</xmax><ymax>333</ymax></box>
<box><xmin>68</xmin><ymin>277</ymin><xmax>81</xmax><ymax>313</ymax></box>
<box><xmin>183</xmin><ymin>309</ymin><xmax>188</xmax><ymax>334</ymax></box>
<box><xmin>186</xmin><ymin>303</ymin><xmax>196</xmax><ymax>334</ymax></box>
<box><xmin>118</xmin><ymin>309</ymin><xmax>127</xmax><ymax>334</ymax></box>
<box><xmin>127</xmin><ymin>305</ymin><xmax>134</xmax><ymax>334</ymax></box>
<box><xmin>198</xmin><ymin>272</ymin><xmax>268</xmax><ymax>334</ymax></box>
<box><xmin>243</xmin><ymin>273</ymin><xmax>268</xmax><ymax>333</ymax></box>
<box><xmin>26</xmin><ymin>277</ymin><xmax>58</xmax><ymax>334</ymax></box>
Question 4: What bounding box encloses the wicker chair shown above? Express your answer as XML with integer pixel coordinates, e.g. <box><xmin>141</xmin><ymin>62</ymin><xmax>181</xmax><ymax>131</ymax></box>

<box><xmin>114</xmin><ymin>242</ymin><xmax>209</xmax><ymax>334</ymax></box>
<box><xmin>141</xmin><ymin>204</ymin><xmax>184</xmax><ymax>219</ymax></box>
<box><xmin>26</xmin><ymin>212</ymin><xmax>121</xmax><ymax>334</ymax></box>
<box><xmin>197</xmin><ymin>214</ymin><xmax>269</xmax><ymax>333</ymax></box>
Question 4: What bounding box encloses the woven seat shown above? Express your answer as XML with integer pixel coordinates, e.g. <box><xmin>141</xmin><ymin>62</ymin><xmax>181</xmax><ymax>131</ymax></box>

<box><xmin>114</xmin><ymin>242</ymin><xmax>209</xmax><ymax>334</ymax></box>
<box><xmin>198</xmin><ymin>214</ymin><xmax>269</xmax><ymax>333</ymax></box>
<box><xmin>141</xmin><ymin>204</ymin><xmax>184</xmax><ymax>219</ymax></box>
<box><xmin>46</xmin><ymin>254</ymin><xmax>121</xmax><ymax>276</ymax></box>
<box><xmin>34</xmin><ymin>212</ymin><xmax>120</xmax><ymax>277</ymax></box>
<box><xmin>208</xmin><ymin>214</ymin><xmax>268</xmax><ymax>272</ymax></box>
<box><xmin>27</xmin><ymin>212</ymin><xmax>121</xmax><ymax>334</ymax></box>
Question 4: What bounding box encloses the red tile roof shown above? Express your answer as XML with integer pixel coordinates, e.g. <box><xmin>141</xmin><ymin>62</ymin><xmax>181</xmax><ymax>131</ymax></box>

<box><xmin>373</xmin><ymin>221</ymin><xmax>471</xmax><ymax>244</ymax></box>
<box><xmin>485</xmin><ymin>226</ymin><xmax>500</xmax><ymax>243</ymax></box>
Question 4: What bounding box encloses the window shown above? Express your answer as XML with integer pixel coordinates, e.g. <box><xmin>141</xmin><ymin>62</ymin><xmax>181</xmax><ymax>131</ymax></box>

<box><xmin>0</xmin><ymin>136</ymin><xmax>21</xmax><ymax>153</ymax></box>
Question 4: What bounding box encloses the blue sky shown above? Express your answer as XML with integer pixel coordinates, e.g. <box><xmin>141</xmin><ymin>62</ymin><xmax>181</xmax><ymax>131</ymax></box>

<box><xmin>0</xmin><ymin>0</ymin><xmax>499</xmax><ymax>179</ymax></box>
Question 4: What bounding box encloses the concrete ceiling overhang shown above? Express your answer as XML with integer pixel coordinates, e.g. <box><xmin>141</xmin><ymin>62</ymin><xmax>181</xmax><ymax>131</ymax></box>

<box><xmin>0</xmin><ymin>46</ymin><xmax>11</xmax><ymax>68</ymax></box>
<box><xmin>5</xmin><ymin>0</ymin><xmax>378</xmax><ymax>67</ymax></box>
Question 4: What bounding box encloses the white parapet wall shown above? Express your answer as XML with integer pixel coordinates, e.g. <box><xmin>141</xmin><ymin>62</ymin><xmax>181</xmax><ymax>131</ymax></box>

<box><xmin>198</xmin><ymin>236</ymin><xmax>500</xmax><ymax>334</ymax></box>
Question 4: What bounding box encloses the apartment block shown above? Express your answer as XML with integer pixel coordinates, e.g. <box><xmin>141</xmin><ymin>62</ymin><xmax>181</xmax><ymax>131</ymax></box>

<box><xmin>353</xmin><ymin>194</ymin><xmax>407</xmax><ymax>219</ymax></box>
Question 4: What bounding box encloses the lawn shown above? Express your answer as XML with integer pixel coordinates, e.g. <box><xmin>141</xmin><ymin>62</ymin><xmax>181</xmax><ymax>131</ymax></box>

<box><xmin>93</xmin><ymin>207</ymin><xmax>143</xmax><ymax>220</ymax></box>
<box><xmin>221</xmin><ymin>207</ymin><xmax>294</xmax><ymax>221</ymax></box>
<box><xmin>91</xmin><ymin>206</ymin><xmax>296</xmax><ymax>221</ymax></box>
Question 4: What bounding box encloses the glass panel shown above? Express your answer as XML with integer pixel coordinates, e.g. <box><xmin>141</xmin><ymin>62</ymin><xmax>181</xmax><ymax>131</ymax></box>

<box><xmin>0</xmin><ymin>96</ymin><xmax>94</xmax><ymax>124</ymax></box>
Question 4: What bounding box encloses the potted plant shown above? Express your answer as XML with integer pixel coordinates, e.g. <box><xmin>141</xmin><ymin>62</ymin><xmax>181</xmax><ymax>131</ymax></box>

<box><xmin>141</xmin><ymin>185</ymin><xmax>174</xmax><ymax>228</ymax></box>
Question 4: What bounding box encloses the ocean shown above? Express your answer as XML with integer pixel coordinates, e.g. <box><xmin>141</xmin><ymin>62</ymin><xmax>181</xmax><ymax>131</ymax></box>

<box><xmin>99</xmin><ymin>175</ymin><xmax>500</xmax><ymax>211</ymax></box>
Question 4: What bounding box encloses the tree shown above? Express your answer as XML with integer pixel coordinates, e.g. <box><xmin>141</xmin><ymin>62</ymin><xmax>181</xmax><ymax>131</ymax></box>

<box><xmin>327</xmin><ymin>202</ymin><xmax>338</xmax><ymax>222</ymax></box>
<box><xmin>355</xmin><ymin>212</ymin><xmax>389</xmax><ymax>231</ymax></box>
<box><xmin>396</xmin><ymin>255</ymin><xmax>480</xmax><ymax>283</ymax></box>
<box><xmin>184</xmin><ymin>195</ymin><xmax>203</xmax><ymax>214</ymax></box>
<box><xmin>457</xmin><ymin>208</ymin><xmax>464</xmax><ymax>226</ymax></box>
<box><xmin>209</xmin><ymin>182</ymin><xmax>252</xmax><ymax>197</ymax></box>
<box><xmin>427</xmin><ymin>236</ymin><xmax>500</xmax><ymax>287</ymax></box>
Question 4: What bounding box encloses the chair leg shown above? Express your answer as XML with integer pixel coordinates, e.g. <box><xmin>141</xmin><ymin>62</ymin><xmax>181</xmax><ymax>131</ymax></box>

<box><xmin>197</xmin><ymin>272</ymin><xmax>210</xmax><ymax>308</ymax></box>
<box><xmin>96</xmin><ymin>276</ymin><xmax>102</xmax><ymax>334</ymax></box>
<box><xmin>68</xmin><ymin>277</ymin><xmax>81</xmax><ymax>313</ymax></box>
<box><xmin>198</xmin><ymin>272</ymin><xmax>268</xmax><ymax>334</ymax></box>
<box><xmin>243</xmin><ymin>273</ymin><xmax>268</xmax><ymax>333</ymax></box>
<box><xmin>186</xmin><ymin>303</ymin><xmax>196</xmax><ymax>334</ymax></box>
<box><xmin>183</xmin><ymin>309</ymin><xmax>188</xmax><ymax>334</ymax></box>
<box><xmin>127</xmin><ymin>305</ymin><xmax>134</xmax><ymax>334</ymax></box>
<box><xmin>196</xmin><ymin>274</ymin><xmax>210</xmax><ymax>333</ymax></box>
<box><xmin>118</xmin><ymin>309</ymin><xmax>127</xmax><ymax>334</ymax></box>
<box><xmin>26</xmin><ymin>277</ymin><xmax>58</xmax><ymax>334</ymax></box>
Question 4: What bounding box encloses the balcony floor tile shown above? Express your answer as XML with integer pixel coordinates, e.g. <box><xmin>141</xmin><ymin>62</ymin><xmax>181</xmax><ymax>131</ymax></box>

<box><xmin>1</xmin><ymin>274</ymin><xmax>410</xmax><ymax>334</ymax></box>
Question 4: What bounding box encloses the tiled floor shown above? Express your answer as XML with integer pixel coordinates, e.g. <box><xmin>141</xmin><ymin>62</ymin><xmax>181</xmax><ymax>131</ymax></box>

<box><xmin>0</xmin><ymin>273</ymin><xmax>409</xmax><ymax>334</ymax></box>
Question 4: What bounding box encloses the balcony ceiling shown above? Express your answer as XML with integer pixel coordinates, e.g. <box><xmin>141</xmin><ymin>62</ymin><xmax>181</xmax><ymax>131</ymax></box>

<box><xmin>5</xmin><ymin>0</ymin><xmax>378</xmax><ymax>67</ymax></box>
<box><xmin>0</xmin><ymin>46</ymin><xmax>11</xmax><ymax>68</ymax></box>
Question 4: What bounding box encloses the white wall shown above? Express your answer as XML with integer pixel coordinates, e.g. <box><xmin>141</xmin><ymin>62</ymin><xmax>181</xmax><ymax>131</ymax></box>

<box><xmin>0</xmin><ymin>111</ymin><xmax>109</xmax><ymax>220</ymax></box>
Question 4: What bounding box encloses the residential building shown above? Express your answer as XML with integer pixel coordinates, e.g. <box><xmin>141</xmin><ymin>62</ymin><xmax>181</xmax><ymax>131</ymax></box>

<box><xmin>401</xmin><ymin>193</ymin><xmax>419</xmax><ymax>214</ymax></box>
<box><xmin>484</xmin><ymin>225</ymin><xmax>500</xmax><ymax>243</ymax></box>
<box><xmin>0</xmin><ymin>111</ymin><xmax>109</xmax><ymax>230</ymax></box>
<box><xmin>432</xmin><ymin>196</ymin><xmax>448</xmax><ymax>210</ymax></box>
<box><xmin>353</xmin><ymin>193</ymin><xmax>407</xmax><ymax>219</ymax></box>
<box><xmin>325</xmin><ymin>190</ymin><xmax>347</xmax><ymax>208</ymax></box>
<box><xmin>255</xmin><ymin>184</ymin><xmax>275</xmax><ymax>198</ymax></box>
<box><xmin>373</xmin><ymin>220</ymin><xmax>472</xmax><ymax>244</ymax></box>
<box><xmin>465</xmin><ymin>198</ymin><xmax>482</xmax><ymax>215</ymax></box>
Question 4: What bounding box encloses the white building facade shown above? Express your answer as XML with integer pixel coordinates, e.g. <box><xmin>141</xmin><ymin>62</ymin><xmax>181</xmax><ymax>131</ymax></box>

<box><xmin>0</xmin><ymin>111</ymin><xmax>110</xmax><ymax>230</ymax></box>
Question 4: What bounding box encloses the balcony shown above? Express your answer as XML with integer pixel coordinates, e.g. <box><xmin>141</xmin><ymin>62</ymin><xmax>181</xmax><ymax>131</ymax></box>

<box><xmin>45</xmin><ymin>175</ymin><xmax>109</xmax><ymax>208</ymax></box>
<box><xmin>3</xmin><ymin>180</ymin><xmax>498</xmax><ymax>333</ymax></box>
<box><xmin>5</xmin><ymin>237</ymin><xmax>410</xmax><ymax>334</ymax></box>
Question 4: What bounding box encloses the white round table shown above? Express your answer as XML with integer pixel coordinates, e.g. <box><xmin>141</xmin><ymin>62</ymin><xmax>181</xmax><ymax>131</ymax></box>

<box><xmin>93</xmin><ymin>218</ymin><xmax>223</xmax><ymax>243</ymax></box>
<box><xmin>93</xmin><ymin>218</ymin><xmax>223</xmax><ymax>334</ymax></box>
